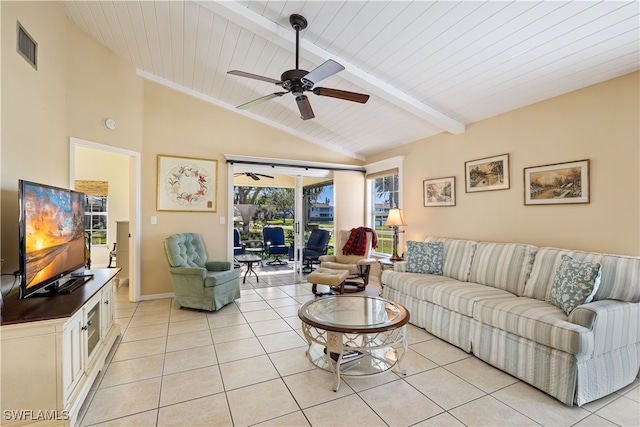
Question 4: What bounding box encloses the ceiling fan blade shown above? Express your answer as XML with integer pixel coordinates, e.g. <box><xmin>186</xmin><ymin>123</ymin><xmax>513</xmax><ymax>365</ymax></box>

<box><xmin>228</xmin><ymin>70</ymin><xmax>282</xmax><ymax>85</ymax></box>
<box><xmin>301</xmin><ymin>59</ymin><xmax>345</xmax><ymax>85</ymax></box>
<box><xmin>255</xmin><ymin>174</ymin><xmax>274</xmax><ymax>179</ymax></box>
<box><xmin>237</xmin><ymin>92</ymin><xmax>286</xmax><ymax>110</ymax></box>
<box><xmin>296</xmin><ymin>95</ymin><xmax>315</xmax><ymax>120</ymax></box>
<box><xmin>248</xmin><ymin>173</ymin><xmax>260</xmax><ymax>181</ymax></box>
<box><xmin>312</xmin><ymin>87</ymin><xmax>370</xmax><ymax>104</ymax></box>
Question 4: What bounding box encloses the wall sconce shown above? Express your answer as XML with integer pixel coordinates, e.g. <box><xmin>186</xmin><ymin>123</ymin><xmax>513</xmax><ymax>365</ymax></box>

<box><xmin>385</xmin><ymin>208</ymin><xmax>407</xmax><ymax>261</ymax></box>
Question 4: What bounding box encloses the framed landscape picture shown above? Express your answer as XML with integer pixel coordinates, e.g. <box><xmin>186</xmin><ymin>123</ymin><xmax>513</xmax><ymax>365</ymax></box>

<box><xmin>465</xmin><ymin>153</ymin><xmax>510</xmax><ymax>192</ymax></box>
<box><xmin>157</xmin><ymin>155</ymin><xmax>218</xmax><ymax>212</ymax></box>
<box><xmin>524</xmin><ymin>159</ymin><xmax>589</xmax><ymax>205</ymax></box>
<box><xmin>424</xmin><ymin>176</ymin><xmax>456</xmax><ymax>207</ymax></box>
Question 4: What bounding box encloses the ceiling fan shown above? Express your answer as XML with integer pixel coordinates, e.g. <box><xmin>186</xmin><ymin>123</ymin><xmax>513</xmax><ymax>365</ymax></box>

<box><xmin>227</xmin><ymin>14</ymin><xmax>370</xmax><ymax>120</ymax></box>
<box><xmin>234</xmin><ymin>172</ymin><xmax>274</xmax><ymax>181</ymax></box>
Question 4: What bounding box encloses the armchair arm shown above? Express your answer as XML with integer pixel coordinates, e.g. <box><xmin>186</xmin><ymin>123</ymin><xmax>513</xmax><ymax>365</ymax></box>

<box><xmin>319</xmin><ymin>255</ymin><xmax>336</xmax><ymax>263</ymax></box>
<box><xmin>569</xmin><ymin>299</ymin><xmax>640</xmax><ymax>355</ymax></box>
<box><xmin>169</xmin><ymin>267</ymin><xmax>206</xmax><ymax>279</ymax></box>
<box><xmin>357</xmin><ymin>258</ymin><xmax>377</xmax><ymax>266</ymax></box>
<box><xmin>205</xmin><ymin>261</ymin><xmax>232</xmax><ymax>271</ymax></box>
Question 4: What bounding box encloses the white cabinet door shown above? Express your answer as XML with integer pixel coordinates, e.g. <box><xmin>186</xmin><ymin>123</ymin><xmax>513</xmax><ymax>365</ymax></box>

<box><xmin>84</xmin><ymin>297</ymin><xmax>102</xmax><ymax>372</ymax></box>
<box><xmin>62</xmin><ymin>310</ymin><xmax>85</xmax><ymax>401</ymax></box>
<box><xmin>100</xmin><ymin>280</ymin><xmax>115</xmax><ymax>338</ymax></box>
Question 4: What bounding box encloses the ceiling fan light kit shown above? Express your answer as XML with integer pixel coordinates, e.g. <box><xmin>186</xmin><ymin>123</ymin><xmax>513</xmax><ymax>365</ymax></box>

<box><xmin>228</xmin><ymin>14</ymin><xmax>369</xmax><ymax>120</ymax></box>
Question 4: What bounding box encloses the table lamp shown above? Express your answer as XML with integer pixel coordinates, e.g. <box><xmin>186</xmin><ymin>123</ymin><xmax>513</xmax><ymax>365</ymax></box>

<box><xmin>385</xmin><ymin>208</ymin><xmax>407</xmax><ymax>261</ymax></box>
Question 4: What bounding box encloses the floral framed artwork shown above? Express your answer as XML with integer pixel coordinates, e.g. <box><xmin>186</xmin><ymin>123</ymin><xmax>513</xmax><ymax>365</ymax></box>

<box><xmin>157</xmin><ymin>155</ymin><xmax>218</xmax><ymax>212</ymax></box>
<box><xmin>465</xmin><ymin>153</ymin><xmax>510</xmax><ymax>193</ymax></box>
<box><xmin>424</xmin><ymin>176</ymin><xmax>456</xmax><ymax>207</ymax></box>
<box><xmin>524</xmin><ymin>159</ymin><xmax>589</xmax><ymax>205</ymax></box>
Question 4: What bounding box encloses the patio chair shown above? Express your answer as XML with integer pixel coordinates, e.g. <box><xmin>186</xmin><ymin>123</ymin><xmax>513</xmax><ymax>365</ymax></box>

<box><xmin>302</xmin><ymin>228</ymin><xmax>331</xmax><ymax>273</ymax></box>
<box><xmin>233</xmin><ymin>228</ymin><xmax>246</xmax><ymax>257</ymax></box>
<box><xmin>263</xmin><ymin>226</ymin><xmax>289</xmax><ymax>265</ymax></box>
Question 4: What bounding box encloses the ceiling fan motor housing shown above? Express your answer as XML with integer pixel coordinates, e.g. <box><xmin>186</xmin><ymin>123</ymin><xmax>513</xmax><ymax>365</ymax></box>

<box><xmin>280</xmin><ymin>69</ymin><xmax>311</xmax><ymax>95</ymax></box>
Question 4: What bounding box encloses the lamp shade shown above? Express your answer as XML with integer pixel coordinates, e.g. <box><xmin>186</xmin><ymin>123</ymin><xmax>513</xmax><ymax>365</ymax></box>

<box><xmin>385</xmin><ymin>208</ymin><xmax>407</xmax><ymax>227</ymax></box>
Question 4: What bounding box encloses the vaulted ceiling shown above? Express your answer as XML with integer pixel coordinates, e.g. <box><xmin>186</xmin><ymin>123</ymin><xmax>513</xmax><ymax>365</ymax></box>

<box><xmin>61</xmin><ymin>1</ymin><xmax>639</xmax><ymax>160</ymax></box>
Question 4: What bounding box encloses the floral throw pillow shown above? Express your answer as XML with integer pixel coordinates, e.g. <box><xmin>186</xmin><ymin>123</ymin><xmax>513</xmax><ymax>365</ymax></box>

<box><xmin>406</xmin><ymin>241</ymin><xmax>444</xmax><ymax>275</ymax></box>
<box><xmin>550</xmin><ymin>255</ymin><xmax>601</xmax><ymax>315</ymax></box>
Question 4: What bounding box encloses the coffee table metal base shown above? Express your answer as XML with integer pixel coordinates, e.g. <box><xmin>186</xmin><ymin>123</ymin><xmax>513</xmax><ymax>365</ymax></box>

<box><xmin>301</xmin><ymin>323</ymin><xmax>407</xmax><ymax>391</ymax></box>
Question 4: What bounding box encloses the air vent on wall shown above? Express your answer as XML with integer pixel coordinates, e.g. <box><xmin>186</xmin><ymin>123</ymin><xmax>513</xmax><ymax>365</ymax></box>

<box><xmin>17</xmin><ymin>22</ymin><xmax>37</xmax><ymax>69</ymax></box>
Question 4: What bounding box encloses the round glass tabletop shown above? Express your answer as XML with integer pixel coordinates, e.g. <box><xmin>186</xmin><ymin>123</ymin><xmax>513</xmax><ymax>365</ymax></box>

<box><xmin>298</xmin><ymin>295</ymin><xmax>409</xmax><ymax>333</ymax></box>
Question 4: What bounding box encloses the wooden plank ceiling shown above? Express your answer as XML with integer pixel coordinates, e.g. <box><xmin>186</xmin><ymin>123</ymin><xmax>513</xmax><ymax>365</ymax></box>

<box><xmin>61</xmin><ymin>1</ymin><xmax>639</xmax><ymax>160</ymax></box>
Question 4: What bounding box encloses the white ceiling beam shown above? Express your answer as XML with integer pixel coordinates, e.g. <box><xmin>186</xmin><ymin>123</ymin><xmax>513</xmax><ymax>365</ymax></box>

<box><xmin>197</xmin><ymin>0</ymin><xmax>466</xmax><ymax>135</ymax></box>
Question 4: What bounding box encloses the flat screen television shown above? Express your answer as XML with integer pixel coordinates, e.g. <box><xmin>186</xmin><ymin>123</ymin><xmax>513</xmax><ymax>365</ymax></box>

<box><xmin>18</xmin><ymin>180</ymin><xmax>88</xmax><ymax>298</ymax></box>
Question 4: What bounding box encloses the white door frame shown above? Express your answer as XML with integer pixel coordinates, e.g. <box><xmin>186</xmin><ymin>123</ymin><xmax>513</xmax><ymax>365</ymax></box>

<box><xmin>226</xmin><ymin>160</ymin><xmax>337</xmax><ymax>283</ymax></box>
<box><xmin>70</xmin><ymin>137</ymin><xmax>141</xmax><ymax>302</ymax></box>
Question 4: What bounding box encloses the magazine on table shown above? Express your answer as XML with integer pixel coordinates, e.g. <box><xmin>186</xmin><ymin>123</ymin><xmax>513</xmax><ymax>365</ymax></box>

<box><xmin>324</xmin><ymin>347</ymin><xmax>364</xmax><ymax>363</ymax></box>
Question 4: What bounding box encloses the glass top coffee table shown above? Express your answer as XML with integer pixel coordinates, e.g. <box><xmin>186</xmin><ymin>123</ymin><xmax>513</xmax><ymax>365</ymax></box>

<box><xmin>298</xmin><ymin>295</ymin><xmax>410</xmax><ymax>391</ymax></box>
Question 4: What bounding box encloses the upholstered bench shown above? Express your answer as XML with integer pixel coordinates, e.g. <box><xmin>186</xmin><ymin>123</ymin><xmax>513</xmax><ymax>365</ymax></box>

<box><xmin>307</xmin><ymin>268</ymin><xmax>350</xmax><ymax>296</ymax></box>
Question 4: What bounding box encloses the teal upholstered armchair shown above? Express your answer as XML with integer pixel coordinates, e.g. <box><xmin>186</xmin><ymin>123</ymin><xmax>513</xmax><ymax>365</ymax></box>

<box><xmin>163</xmin><ymin>233</ymin><xmax>240</xmax><ymax>311</ymax></box>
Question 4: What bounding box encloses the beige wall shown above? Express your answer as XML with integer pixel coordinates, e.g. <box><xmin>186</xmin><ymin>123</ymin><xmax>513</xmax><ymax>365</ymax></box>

<box><xmin>141</xmin><ymin>81</ymin><xmax>359</xmax><ymax>295</ymax></box>
<box><xmin>367</xmin><ymin>72</ymin><xmax>640</xmax><ymax>256</ymax></box>
<box><xmin>1</xmin><ymin>1</ymin><xmax>76</xmax><ymax>273</ymax></box>
<box><xmin>1</xmin><ymin>1</ymin><xmax>143</xmax><ymax>282</ymax></box>
<box><xmin>333</xmin><ymin>170</ymin><xmax>365</xmax><ymax>235</ymax></box>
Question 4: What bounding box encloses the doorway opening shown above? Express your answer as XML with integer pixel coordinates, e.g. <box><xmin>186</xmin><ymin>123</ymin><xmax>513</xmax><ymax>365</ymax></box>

<box><xmin>71</xmin><ymin>137</ymin><xmax>141</xmax><ymax>302</ymax></box>
<box><xmin>230</xmin><ymin>166</ymin><xmax>334</xmax><ymax>285</ymax></box>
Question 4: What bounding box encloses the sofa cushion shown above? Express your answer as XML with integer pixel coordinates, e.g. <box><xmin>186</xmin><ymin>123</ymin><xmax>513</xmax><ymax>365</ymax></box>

<box><xmin>550</xmin><ymin>255</ymin><xmax>601</xmax><ymax>315</ymax></box>
<box><xmin>424</xmin><ymin>237</ymin><xmax>477</xmax><ymax>282</ymax></box>
<box><xmin>420</xmin><ymin>281</ymin><xmax>514</xmax><ymax>317</ymax></box>
<box><xmin>473</xmin><ymin>297</ymin><xmax>594</xmax><ymax>355</ymax></box>
<box><xmin>381</xmin><ymin>270</ymin><xmax>512</xmax><ymax>317</ymax></box>
<box><xmin>524</xmin><ymin>247</ymin><xmax>640</xmax><ymax>303</ymax></box>
<box><xmin>382</xmin><ymin>270</ymin><xmax>460</xmax><ymax>300</ymax></box>
<box><xmin>406</xmin><ymin>241</ymin><xmax>443</xmax><ymax>274</ymax></box>
<box><xmin>469</xmin><ymin>242</ymin><xmax>538</xmax><ymax>296</ymax></box>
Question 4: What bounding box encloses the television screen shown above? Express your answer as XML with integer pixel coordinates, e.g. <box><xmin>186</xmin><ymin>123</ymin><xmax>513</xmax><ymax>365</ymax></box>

<box><xmin>19</xmin><ymin>180</ymin><xmax>86</xmax><ymax>298</ymax></box>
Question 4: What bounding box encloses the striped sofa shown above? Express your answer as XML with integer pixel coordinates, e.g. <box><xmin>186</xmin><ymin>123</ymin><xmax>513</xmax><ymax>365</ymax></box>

<box><xmin>381</xmin><ymin>237</ymin><xmax>640</xmax><ymax>406</ymax></box>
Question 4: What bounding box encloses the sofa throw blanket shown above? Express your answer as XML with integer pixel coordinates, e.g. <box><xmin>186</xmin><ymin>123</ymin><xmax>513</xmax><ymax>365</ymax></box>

<box><xmin>342</xmin><ymin>227</ymin><xmax>378</xmax><ymax>256</ymax></box>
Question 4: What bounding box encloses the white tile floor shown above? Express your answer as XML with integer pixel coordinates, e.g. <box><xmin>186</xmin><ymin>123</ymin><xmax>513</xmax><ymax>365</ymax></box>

<box><xmin>79</xmin><ymin>266</ymin><xmax>640</xmax><ymax>427</ymax></box>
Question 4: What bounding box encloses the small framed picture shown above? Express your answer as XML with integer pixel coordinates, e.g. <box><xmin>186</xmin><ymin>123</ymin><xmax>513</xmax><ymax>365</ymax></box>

<box><xmin>424</xmin><ymin>177</ymin><xmax>456</xmax><ymax>207</ymax></box>
<box><xmin>524</xmin><ymin>159</ymin><xmax>590</xmax><ymax>205</ymax></box>
<box><xmin>465</xmin><ymin>153</ymin><xmax>510</xmax><ymax>192</ymax></box>
<box><xmin>157</xmin><ymin>155</ymin><xmax>218</xmax><ymax>212</ymax></box>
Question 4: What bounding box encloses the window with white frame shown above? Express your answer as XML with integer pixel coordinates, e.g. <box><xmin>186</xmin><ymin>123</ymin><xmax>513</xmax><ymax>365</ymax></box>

<box><xmin>367</xmin><ymin>168</ymin><xmax>400</xmax><ymax>256</ymax></box>
<box><xmin>75</xmin><ymin>180</ymin><xmax>109</xmax><ymax>246</ymax></box>
<box><xmin>84</xmin><ymin>195</ymin><xmax>108</xmax><ymax>246</ymax></box>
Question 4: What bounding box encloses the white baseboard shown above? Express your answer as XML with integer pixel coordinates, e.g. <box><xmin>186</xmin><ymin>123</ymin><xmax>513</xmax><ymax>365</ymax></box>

<box><xmin>138</xmin><ymin>292</ymin><xmax>175</xmax><ymax>301</ymax></box>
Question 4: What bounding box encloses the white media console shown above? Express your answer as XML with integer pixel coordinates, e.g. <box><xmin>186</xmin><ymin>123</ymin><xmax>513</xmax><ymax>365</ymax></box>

<box><xmin>1</xmin><ymin>269</ymin><xmax>121</xmax><ymax>426</ymax></box>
